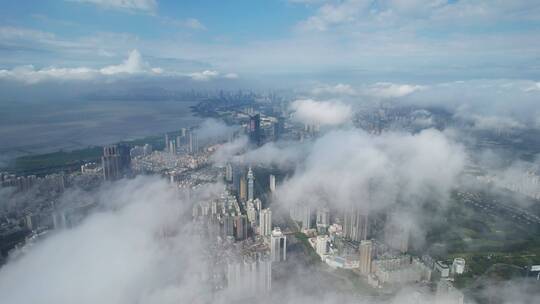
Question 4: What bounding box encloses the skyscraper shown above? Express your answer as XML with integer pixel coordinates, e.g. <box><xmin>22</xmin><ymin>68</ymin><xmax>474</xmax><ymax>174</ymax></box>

<box><xmin>164</xmin><ymin>133</ymin><xmax>169</xmax><ymax>153</ymax></box>
<box><xmin>188</xmin><ymin>131</ymin><xmax>198</xmax><ymax>154</ymax></box>
<box><xmin>359</xmin><ymin>240</ymin><xmax>373</xmax><ymax>275</ymax></box>
<box><xmin>316</xmin><ymin>207</ymin><xmax>330</xmax><ymax>233</ymax></box>
<box><xmin>248</xmin><ymin>114</ymin><xmax>261</xmax><ymax>146</ymax></box>
<box><xmin>301</xmin><ymin>206</ymin><xmax>312</xmax><ymax>230</ymax></box>
<box><xmin>316</xmin><ymin>235</ymin><xmax>328</xmax><ymax>260</ymax></box>
<box><xmin>222</xmin><ymin>215</ymin><xmax>235</xmax><ymax>238</ymax></box>
<box><xmin>118</xmin><ymin>145</ymin><xmax>131</xmax><ymax>174</ymax></box>
<box><xmin>168</xmin><ymin>139</ymin><xmax>176</xmax><ymax>155</ymax></box>
<box><xmin>102</xmin><ymin>145</ymin><xmax>131</xmax><ymax>181</ymax></box>
<box><xmin>269</xmin><ymin>174</ymin><xmax>276</xmax><ymax>192</ymax></box>
<box><xmin>225</xmin><ymin>163</ymin><xmax>233</xmax><ymax>183</ymax></box>
<box><xmin>289</xmin><ymin>205</ymin><xmax>312</xmax><ymax>229</ymax></box>
<box><xmin>246</xmin><ymin>200</ymin><xmax>257</xmax><ymax>224</ymax></box>
<box><xmin>247</xmin><ymin>166</ymin><xmax>254</xmax><ymax>201</ymax></box>
<box><xmin>239</xmin><ymin>176</ymin><xmax>247</xmax><ymax>202</ymax></box>
<box><xmin>343</xmin><ymin>207</ymin><xmax>368</xmax><ymax>242</ymax></box>
<box><xmin>273</xmin><ymin>116</ymin><xmax>284</xmax><ymax>141</ymax></box>
<box><xmin>253</xmin><ymin>198</ymin><xmax>262</xmax><ymax>211</ymax></box>
<box><xmin>270</xmin><ymin>227</ymin><xmax>287</xmax><ymax>262</ymax></box>
<box><xmin>259</xmin><ymin>208</ymin><xmax>272</xmax><ymax>236</ymax></box>
<box><xmin>232</xmin><ymin>166</ymin><xmax>243</xmax><ymax>195</ymax></box>
<box><xmin>234</xmin><ymin>215</ymin><xmax>248</xmax><ymax>240</ymax></box>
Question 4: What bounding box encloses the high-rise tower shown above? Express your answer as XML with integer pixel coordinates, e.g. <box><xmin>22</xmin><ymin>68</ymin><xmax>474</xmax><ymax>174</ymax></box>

<box><xmin>359</xmin><ymin>240</ymin><xmax>373</xmax><ymax>275</ymax></box>
<box><xmin>316</xmin><ymin>207</ymin><xmax>330</xmax><ymax>233</ymax></box>
<box><xmin>269</xmin><ymin>174</ymin><xmax>276</xmax><ymax>192</ymax></box>
<box><xmin>343</xmin><ymin>207</ymin><xmax>368</xmax><ymax>242</ymax></box>
<box><xmin>102</xmin><ymin>145</ymin><xmax>130</xmax><ymax>181</ymax></box>
<box><xmin>247</xmin><ymin>166</ymin><xmax>254</xmax><ymax>201</ymax></box>
<box><xmin>188</xmin><ymin>131</ymin><xmax>198</xmax><ymax>154</ymax></box>
<box><xmin>270</xmin><ymin>227</ymin><xmax>287</xmax><ymax>262</ymax></box>
<box><xmin>225</xmin><ymin>163</ymin><xmax>233</xmax><ymax>183</ymax></box>
<box><xmin>259</xmin><ymin>208</ymin><xmax>272</xmax><ymax>237</ymax></box>
<box><xmin>248</xmin><ymin>114</ymin><xmax>261</xmax><ymax>146</ymax></box>
<box><xmin>239</xmin><ymin>176</ymin><xmax>247</xmax><ymax>202</ymax></box>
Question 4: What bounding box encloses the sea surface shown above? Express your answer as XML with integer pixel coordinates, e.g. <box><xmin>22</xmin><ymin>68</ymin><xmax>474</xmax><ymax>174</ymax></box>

<box><xmin>0</xmin><ymin>99</ymin><xmax>203</xmax><ymax>165</ymax></box>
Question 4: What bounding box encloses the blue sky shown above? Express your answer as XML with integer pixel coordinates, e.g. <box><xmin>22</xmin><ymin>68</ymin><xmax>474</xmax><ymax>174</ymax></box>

<box><xmin>1</xmin><ymin>0</ymin><xmax>540</xmax><ymax>84</ymax></box>
<box><xmin>1</xmin><ymin>1</ymin><xmax>310</xmax><ymax>43</ymax></box>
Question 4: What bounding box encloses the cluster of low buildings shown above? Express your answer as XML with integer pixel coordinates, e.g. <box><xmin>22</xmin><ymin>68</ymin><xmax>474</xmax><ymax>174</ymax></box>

<box><xmin>131</xmin><ymin>149</ymin><xmax>210</xmax><ymax>175</ymax></box>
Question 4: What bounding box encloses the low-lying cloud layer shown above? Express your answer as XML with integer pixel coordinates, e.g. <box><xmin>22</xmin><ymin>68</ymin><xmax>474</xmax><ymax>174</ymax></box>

<box><xmin>306</xmin><ymin>79</ymin><xmax>540</xmax><ymax>132</ymax></box>
<box><xmin>195</xmin><ymin>119</ymin><xmax>239</xmax><ymax>143</ymax></box>
<box><xmin>290</xmin><ymin>99</ymin><xmax>353</xmax><ymax>126</ymax></box>
<box><xmin>0</xmin><ymin>138</ymin><xmax>534</xmax><ymax>303</ymax></box>
<box><xmin>274</xmin><ymin>128</ymin><xmax>465</xmax><ymax>211</ymax></box>
<box><xmin>215</xmin><ymin>125</ymin><xmax>466</xmax><ymax>251</ymax></box>
<box><xmin>365</xmin><ymin>82</ymin><xmax>425</xmax><ymax>99</ymax></box>
<box><xmin>0</xmin><ymin>176</ymin><xmax>209</xmax><ymax>304</ymax></box>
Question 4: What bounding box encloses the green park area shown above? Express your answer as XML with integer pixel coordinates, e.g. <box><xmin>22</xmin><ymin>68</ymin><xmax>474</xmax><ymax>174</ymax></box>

<box><xmin>425</xmin><ymin>190</ymin><xmax>540</xmax><ymax>292</ymax></box>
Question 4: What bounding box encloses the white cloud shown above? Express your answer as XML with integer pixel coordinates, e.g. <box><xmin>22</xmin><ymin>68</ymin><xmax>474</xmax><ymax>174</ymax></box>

<box><xmin>0</xmin><ymin>65</ymin><xmax>94</xmax><ymax>83</ymax></box>
<box><xmin>297</xmin><ymin>0</ymin><xmax>370</xmax><ymax>31</ymax></box>
<box><xmin>0</xmin><ymin>50</ymin><xmax>161</xmax><ymax>84</ymax></box>
<box><xmin>214</xmin><ymin>139</ymin><xmax>309</xmax><ymax>170</ymax></box>
<box><xmin>160</xmin><ymin>17</ymin><xmax>206</xmax><ymax>30</ymax></box>
<box><xmin>278</xmin><ymin>129</ymin><xmax>464</xmax><ymax>218</ymax></box>
<box><xmin>68</xmin><ymin>0</ymin><xmax>157</xmax><ymax>13</ymax></box>
<box><xmin>404</xmin><ymin>80</ymin><xmax>540</xmax><ymax>128</ymax></box>
<box><xmin>469</xmin><ymin>115</ymin><xmax>526</xmax><ymax>131</ymax></box>
<box><xmin>0</xmin><ymin>50</ymin><xmax>239</xmax><ymax>84</ymax></box>
<box><xmin>0</xmin><ymin>26</ymin><xmax>56</xmax><ymax>41</ymax></box>
<box><xmin>100</xmin><ymin>49</ymin><xmax>146</xmax><ymax>74</ymax></box>
<box><xmin>379</xmin><ymin>0</ymin><xmax>448</xmax><ymax>18</ymax></box>
<box><xmin>306</xmin><ymin>82</ymin><xmax>425</xmax><ymax>101</ymax></box>
<box><xmin>211</xmin><ymin>136</ymin><xmax>249</xmax><ymax>166</ymax></box>
<box><xmin>188</xmin><ymin>70</ymin><xmax>219</xmax><ymax>81</ymax></box>
<box><xmin>194</xmin><ymin>119</ymin><xmax>239</xmax><ymax>142</ymax></box>
<box><xmin>365</xmin><ymin>82</ymin><xmax>425</xmax><ymax>98</ymax></box>
<box><xmin>1</xmin><ymin>0</ymin><xmax>539</xmax><ymax>82</ymax></box>
<box><xmin>188</xmin><ymin>70</ymin><xmax>239</xmax><ymax>81</ymax></box>
<box><xmin>525</xmin><ymin>82</ymin><xmax>540</xmax><ymax>92</ymax></box>
<box><xmin>290</xmin><ymin>99</ymin><xmax>352</xmax><ymax>126</ymax></box>
<box><xmin>298</xmin><ymin>1</ymin><xmax>540</xmax><ymax>32</ymax></box>
<box><xmin>0</xmin><ymin>176</ymin><xmax>211</xmax><ymax>304</ymax></box>
<box><xmin>263</xmin><ymin>128</ymin><xmax>466</xmax><ymax>245</ymax></box>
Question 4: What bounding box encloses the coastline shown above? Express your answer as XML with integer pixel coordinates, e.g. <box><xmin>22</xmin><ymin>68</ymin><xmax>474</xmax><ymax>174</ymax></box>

<box><xmin>1</xmin><ymin>100</ymin><xmax>214</xmax><ymax>176</ymax></box>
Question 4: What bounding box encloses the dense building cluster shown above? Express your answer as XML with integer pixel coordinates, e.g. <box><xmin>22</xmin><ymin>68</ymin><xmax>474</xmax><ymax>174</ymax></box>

<box><xmin>3</xmin><ymin>95</ymin><xmax>538</xmax><ymax>303</ymax></box>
